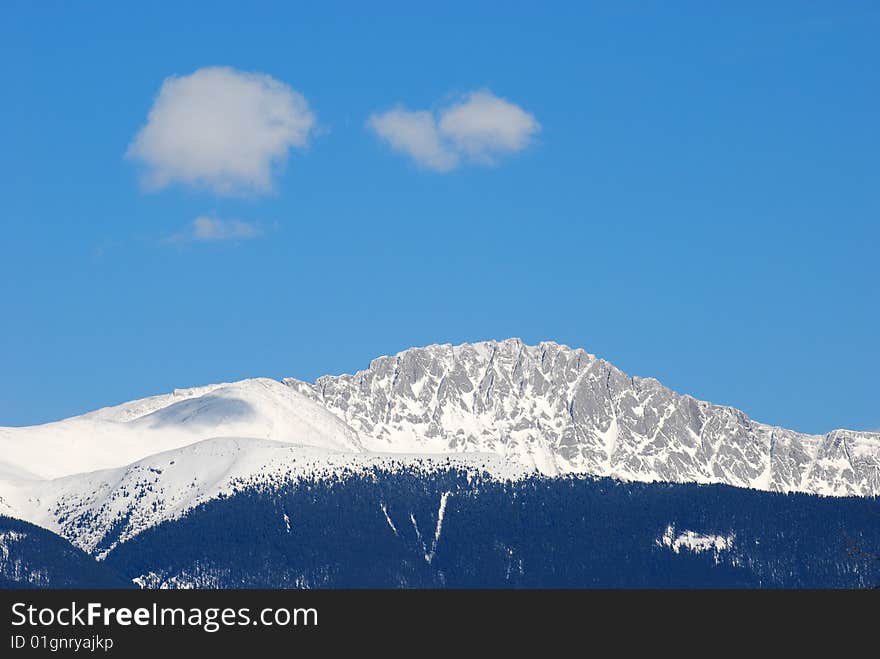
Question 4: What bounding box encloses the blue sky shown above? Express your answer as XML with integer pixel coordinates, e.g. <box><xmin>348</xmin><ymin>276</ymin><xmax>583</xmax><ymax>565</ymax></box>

<box><xmin>1</xmin><ymin>2</ymin><xmax>878</xmax><ymax>433</ymax></box>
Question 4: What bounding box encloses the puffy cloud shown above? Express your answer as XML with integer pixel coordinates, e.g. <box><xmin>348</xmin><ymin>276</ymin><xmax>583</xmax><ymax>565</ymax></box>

<box><xmin>367</xmin><ymin>108</ymin><xmax>459</xmax><ymax>172</ymax></box>
<box><xmin>438</xmin><ymin>91</ymin><xmax>540</xmax><ymax>162</ymax></box>
<box><xmin>367</xmin><ymin>90</ymin><xmax>539</xmax><ymax>171</ymax></box>
<box><xmin>170</xmin><ymin>216</ymin><xmax>262</xmax><ymax>243</ymax></box>
<box><xmin>127</xmin><ymin>67</ymin><xmax>315</xmax><ymax>195</ymax></box>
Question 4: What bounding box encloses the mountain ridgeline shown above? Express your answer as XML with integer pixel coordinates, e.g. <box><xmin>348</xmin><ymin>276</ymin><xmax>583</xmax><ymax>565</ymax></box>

<box><xmin>287</xmin><ymin>339</ymin><xmax>880</xmax><ymax>496</ymax></box>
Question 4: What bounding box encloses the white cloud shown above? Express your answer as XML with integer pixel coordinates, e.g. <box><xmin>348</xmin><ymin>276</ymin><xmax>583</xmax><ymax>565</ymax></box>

<box><xmin>367</xmin><ymin>90</ymin><xmax>539</xmax><ymax>171</ymax></box>
<box><xmin>169</xmin><ymin>216</ymin><xmax>262</xmax><ymax>243</ymax></box>
<box><xmin>439</xmin><ymin>91</ymin><xmax>540</xmax><ymax>163</ymax></box>
<box><xmin>127</xmin><ymin>66</ymin><xmax>315</xmax><ymax>195</ymax></box>
<box><xmin>367</xmin><ymin>108</ymin><xmax>459</xmax><ymax>172</ymax></box>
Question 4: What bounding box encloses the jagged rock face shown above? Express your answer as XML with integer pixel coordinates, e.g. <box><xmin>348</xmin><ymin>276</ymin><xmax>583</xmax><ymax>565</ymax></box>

<box><xmin>286</xmin><ymin>339</ymin><xmax>880</xmax><ymax>496</ymax></box>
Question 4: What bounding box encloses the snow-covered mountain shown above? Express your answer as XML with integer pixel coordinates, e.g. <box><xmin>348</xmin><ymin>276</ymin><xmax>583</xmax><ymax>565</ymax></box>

<box><xmin>2</xmin><ymin>438</ymin><xmax>510</xmax><ymax>556</ymax></box>
<box><xmin>0</xmin><ymin>378</ymin><xmax>362</xmax><ymax>480</ymax></box>
<box><xmin>287</xmin><ymin>339</ymin><xmax>880</xmax><ymax>496</ymax></box>
<box><xmin>0</xmin><ymin>338</ymin><xmax>877</xmax><ymax>554</ymax></box>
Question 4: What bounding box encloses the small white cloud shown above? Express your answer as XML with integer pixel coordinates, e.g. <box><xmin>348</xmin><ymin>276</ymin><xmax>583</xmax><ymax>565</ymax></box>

<box><xmin>367</xmin><ymin>108</ymin><xmax>459</xmax><ymax>172</ymax></box>
<box><xmin>367</xmin><ymin>90</ymin><xmax>539</xmax><ymax>171</ymax></box>
<box><xmin>169</xmin><ymin>216</ymin><xmax>262</xmax><ymax>243</ymax></box>
<box><xmin>127</xmin><ymin>66</ymin><xmax>316</xmax><ymax>195</ymax></box>
<box><xmin>439</xmin><ymin>91</ymin><xmax>540</xmax><ymax>163</ymax></box>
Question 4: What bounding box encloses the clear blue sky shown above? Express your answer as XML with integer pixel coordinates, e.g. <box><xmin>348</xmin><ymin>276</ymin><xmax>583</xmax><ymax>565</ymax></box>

<box><xmin>1</xmin><ymin>2</ymin><xmax>877</xmax><ymax>433</ymax></box>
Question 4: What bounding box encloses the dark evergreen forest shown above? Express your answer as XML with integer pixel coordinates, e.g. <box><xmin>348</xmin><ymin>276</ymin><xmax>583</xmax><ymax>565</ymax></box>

<box><xmin>96</xmin><ymin>470</ymin><xmax>880</xmax><ymax>589</ymax></box>
<box><xmin>0</xmin><ymin>516</ymin><xmax>132</xmax><ymax>589</ymax></box>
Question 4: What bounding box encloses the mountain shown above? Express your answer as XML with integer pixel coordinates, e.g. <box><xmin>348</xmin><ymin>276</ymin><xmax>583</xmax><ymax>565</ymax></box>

<box><xmin>286</xmin><ymin>338</ymin><xmax>880</xmax><ymax>496</ymax></box>
<box><xmin>0</xmin><ymin>338</ymin><xmax>877</xmax><ymax>566</ymax></box>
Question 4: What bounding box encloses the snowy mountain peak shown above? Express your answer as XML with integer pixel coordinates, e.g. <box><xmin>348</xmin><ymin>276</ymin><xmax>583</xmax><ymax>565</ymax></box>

<box><xmin>286</xmin><ymin>338</ymin><xmax>880</xmax><ymax>496</ymax></box>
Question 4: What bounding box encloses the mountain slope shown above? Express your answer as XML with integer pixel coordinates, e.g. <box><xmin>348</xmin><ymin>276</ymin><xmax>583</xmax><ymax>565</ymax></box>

<box><xmin>0</xmin><ymin>378</ymin><xmax>362</xmax><ymax>480</ymax></box>
<box><xmin>0</xmin><ymin>516</ymin><xmax>133</xmax><ymax>589</ymax></box>
<box><xmin>3</xmin><ymin>438</ymin><xmax>510</xmax><ymax>556</ymax></box>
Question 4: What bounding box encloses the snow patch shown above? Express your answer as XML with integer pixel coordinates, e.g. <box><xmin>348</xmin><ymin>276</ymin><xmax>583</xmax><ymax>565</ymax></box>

<box><xmin>656</xmin><ymin>524</ymin><xmax>734</xmax><ymax>564</ymax></box>
<box><xmin>0</xmin><ymin>530</ymin><xmax>26</xmax><ymax>561</ymax></box>
<box><xmin>427</xmin><ymin>491</ymin><xmax>451</xmax><ymax>564</ymax></box>
<box><xmin>409</xmin><ymin>492</ymin><xmax>452</xmax><ymax>564</ymax></box>
<box><xmin>380</xmin><ymin>503</ymin><xmax>398</xmax><ymax>536</ymax></box>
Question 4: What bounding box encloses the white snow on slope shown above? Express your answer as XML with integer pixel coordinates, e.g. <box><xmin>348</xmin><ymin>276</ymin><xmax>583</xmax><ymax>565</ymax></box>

<box><xmin>656</xmin><ymin>524</ymin><xmax>734</xmax><ymax>564</ymax></box>
<box><xmin>0</xmin><ymin>530</ymin><xmax>27</xmax><ymax>561</ymax></box>
<box><xmin>0</xmin><ymin>437</ymin><xmax>514</xmax><ymax>555</ymax></box>
<box><xmin>0</xmin><ymin>378</ymin><xmax>362</xmax><ymax>480</ymax></box>
<box><xmin>82</xmin><ymin>382</ymin><xmax>230</xmax><ymax>423</ymax></box>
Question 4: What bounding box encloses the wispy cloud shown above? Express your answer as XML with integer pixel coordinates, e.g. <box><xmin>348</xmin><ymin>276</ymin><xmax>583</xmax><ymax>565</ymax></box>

<box><xmin>367</xmin><ymin>90</ymin><xmax>540</xmax><ymax>172</ymax></box>
<box><xmin>169</xmin><ymin>216</ymin><xmax>262</xmax><ymax>243</ymax></box>
<box><xmin>127</xmin><ymin>66</ymin><xmax>316</xmax><ymax>195</ymax></box>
